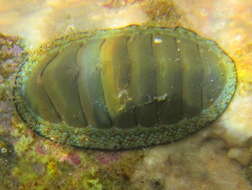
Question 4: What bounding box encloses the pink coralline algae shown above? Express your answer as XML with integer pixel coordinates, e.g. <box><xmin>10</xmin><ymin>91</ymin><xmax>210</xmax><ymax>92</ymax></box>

<box><xmin>35</xmin><ymin>145</ymin><xmax>47</xmax><ymax>155</ymax></box>
<box><xmin>60</xmin><ymin>152</ymin><xmax>81</xmax><ymax>166</ymax></box>
<box><xmin>1</xmin><ymin>45</ymin><xmax>23</xmax><ymax>57</ymax></box>
<box><xmin>0</xmin><ymin>35</ymin><xmax>23</xmax><ymax>60</ymax></box>
<box><xmin>96</xmin><ymin>152</ymin><xmax>121</xmax><ymax>165</ymax></box>
<box><xmin>10</xmin><ymin>45</ymin><xmax>23</xmax><ymax>57</ymax></box>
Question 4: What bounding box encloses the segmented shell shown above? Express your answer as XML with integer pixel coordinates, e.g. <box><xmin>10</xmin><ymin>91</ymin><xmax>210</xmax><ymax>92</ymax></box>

<box><xmin>14</xmin><ymin>26</ymin><xmax>236</xmax><ymax>149</ymax></box>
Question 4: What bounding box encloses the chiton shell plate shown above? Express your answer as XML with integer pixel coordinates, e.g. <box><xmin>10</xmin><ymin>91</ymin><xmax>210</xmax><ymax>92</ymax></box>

<box><xmin>13</xmin><ymin>26</ymin><xmax>236</xmax><ymax>150</ymax></box>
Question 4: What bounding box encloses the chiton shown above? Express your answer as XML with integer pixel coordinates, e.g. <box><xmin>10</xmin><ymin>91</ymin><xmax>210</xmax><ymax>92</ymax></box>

<box><xmin>14</xmin><ymin>26</ymin><xmax>236</xmax><ymax>150</ymax></box>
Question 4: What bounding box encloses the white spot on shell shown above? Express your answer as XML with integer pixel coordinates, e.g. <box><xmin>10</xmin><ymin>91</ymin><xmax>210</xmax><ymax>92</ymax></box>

<box><xmin>153</xmin><ymin>37</ymin><xmax>162</xmax><ymax>44</ymax></box>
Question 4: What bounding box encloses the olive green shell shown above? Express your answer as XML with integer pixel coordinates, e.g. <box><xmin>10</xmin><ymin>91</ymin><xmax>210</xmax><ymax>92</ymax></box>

<box><xmin>14</xmin><ymin>26</ymin><xmax>236</xmax><ymax>150</ymax></box>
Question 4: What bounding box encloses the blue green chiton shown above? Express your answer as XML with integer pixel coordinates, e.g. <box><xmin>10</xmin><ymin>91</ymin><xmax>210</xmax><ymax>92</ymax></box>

<box><xmin>13</xmin><ymin>26</ymin><xmax>236</xmax><ymax>150</ymax></box>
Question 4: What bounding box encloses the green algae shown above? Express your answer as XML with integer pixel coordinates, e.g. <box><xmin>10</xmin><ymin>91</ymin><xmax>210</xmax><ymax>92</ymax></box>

<box><xmin>12</xmin><ymin>158</ymin><xmax>104</xmax><ymax>190</ymax></box>
<box><xmin>7</xmin><ymin>131</ymin><xmax>141</xmax><ymax>190</ymax></box>
<box><xmin>14</xmin><ymin>135</ymin><xmax>34</xmax><ymax>156</ymax></box>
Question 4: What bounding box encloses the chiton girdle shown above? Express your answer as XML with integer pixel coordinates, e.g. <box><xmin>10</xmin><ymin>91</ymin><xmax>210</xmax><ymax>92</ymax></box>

<box><xmin>13</xmin><ymin>25</ymin><xmax>237</xmax><ymax>150</ymax></box>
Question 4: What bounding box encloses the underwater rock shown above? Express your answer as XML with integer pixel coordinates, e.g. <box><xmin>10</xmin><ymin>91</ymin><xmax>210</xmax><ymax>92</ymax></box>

<box><xmin>13</xmin><ymin>25</ymin><xmax>236</xmax><ymax>149</ymax></box>
<box><xmin>0</xmin><ymin>33</ymin><xmax>23</xmax><ymax>79</ymax></box>
<box><xmin>0</xmin><ymin>136</ymin><xmax>16</xmax><ymax>172</ymax></box>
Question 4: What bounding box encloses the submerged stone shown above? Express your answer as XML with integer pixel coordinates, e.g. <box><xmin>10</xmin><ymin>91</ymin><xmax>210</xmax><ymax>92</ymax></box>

<box><xmin>13</xmin><ymin>26</ymin><xmax>236</xmax><ymax>150</ymax></box>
